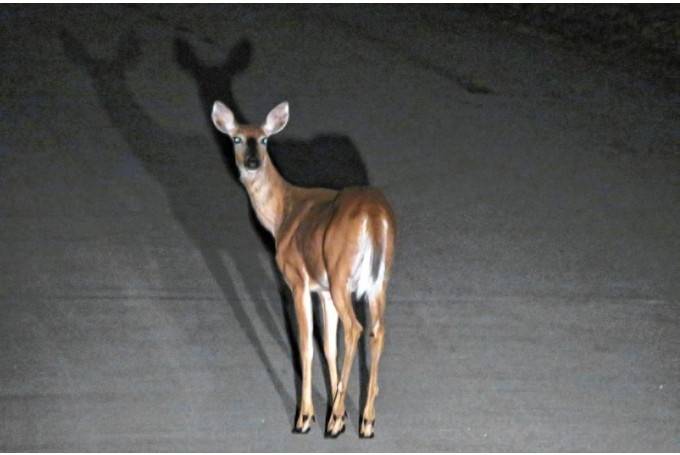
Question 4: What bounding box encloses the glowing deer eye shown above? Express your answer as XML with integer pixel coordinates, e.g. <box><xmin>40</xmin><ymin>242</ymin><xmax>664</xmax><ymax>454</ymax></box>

<box><xmin>261</xmin><ymin>137</ymin><xmax>268</xmax><ymax>145</ymax></box>
<box><xmin>233</xmin><ymin>137</ymin><xmax>242</xmax><ymax>144</ymax></box>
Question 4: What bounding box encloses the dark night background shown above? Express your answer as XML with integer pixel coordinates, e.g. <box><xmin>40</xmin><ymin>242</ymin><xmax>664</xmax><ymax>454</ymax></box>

<box><xmin>1</xmin><ymin>4</ymin><xmax>679</xmax><ymax>451</ymax></box>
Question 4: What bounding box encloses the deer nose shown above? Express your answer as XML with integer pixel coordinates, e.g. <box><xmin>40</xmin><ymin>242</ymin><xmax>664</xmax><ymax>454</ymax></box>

<box><xmin>245</xmin><ymin>157</ymin><xmax>260</xmax><ymax>170</ymax></box>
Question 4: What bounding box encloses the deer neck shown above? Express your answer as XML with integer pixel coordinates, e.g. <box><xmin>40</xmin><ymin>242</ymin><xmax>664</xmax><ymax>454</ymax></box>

<box><xmin>241</xmin><ymin>156</ymin><xmax>290</xmax><ymax>237</ymax></box>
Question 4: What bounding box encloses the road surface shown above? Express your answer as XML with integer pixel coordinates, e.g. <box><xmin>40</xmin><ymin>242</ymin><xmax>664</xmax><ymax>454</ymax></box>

<box><xmin>1</xmin><ymin>5</ymin><xmax>679</xmax><ymax>451</ymax></box>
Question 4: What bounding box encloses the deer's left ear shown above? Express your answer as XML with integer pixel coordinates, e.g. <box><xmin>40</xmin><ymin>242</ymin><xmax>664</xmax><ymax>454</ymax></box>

<box><xmin>263</xmin><ymin>101</ymin><xmax>289</xmax><ymax>136</ymax></box>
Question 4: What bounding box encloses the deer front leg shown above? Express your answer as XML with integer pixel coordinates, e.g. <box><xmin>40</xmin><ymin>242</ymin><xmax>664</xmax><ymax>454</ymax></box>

<box><xmin>291</xmin><ymin>283</ymin><xmax>315</xmax><ymax>433</ymax></box>
<box><xmin>319</xmin><ymin>291</ymin><xmax>339</xmax><ymax>398</ymax></box>
<box><xmin>326</xmin><ymin>286</ymin><xmax>362</xmax><ymax>437</ymax></box>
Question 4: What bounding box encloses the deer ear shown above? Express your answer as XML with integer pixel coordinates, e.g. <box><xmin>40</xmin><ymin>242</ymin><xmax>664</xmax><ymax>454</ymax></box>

<box><xmin>263</xmin><ymin>101</ymin><xmax>289</xmax><ymax>136</ymax></box>
<box><xmin>212</xmin><ymin>101</ymin><xmax>237</xmax><ymax>135</ymax></box>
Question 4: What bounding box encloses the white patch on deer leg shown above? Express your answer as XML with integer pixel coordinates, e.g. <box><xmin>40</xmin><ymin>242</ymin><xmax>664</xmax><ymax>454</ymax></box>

<box><xmin>321</xmin><ymin>292</ymin><xmax>338</xmax><ymax>360</ymax></box>
<box><xmin>302</xmin><ymin>281</ymin><xmax>313</xmax><ymax>361</ymax></box>
<box><xmin>319</xmin><ymin>271</ymin><xmax>329</xmax><ymax>289</ymax></box>
<box><xmin>372</xmin><ymin>319</ymin><xmax>381</xmax><ymax>337</ymax></box>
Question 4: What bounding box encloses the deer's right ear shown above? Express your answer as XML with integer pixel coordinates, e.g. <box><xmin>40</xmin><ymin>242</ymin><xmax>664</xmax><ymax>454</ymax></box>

<box><xmin>212</xmin><ymin>101</ymin><xmax>237</xmax><ymax>135</ymax></box>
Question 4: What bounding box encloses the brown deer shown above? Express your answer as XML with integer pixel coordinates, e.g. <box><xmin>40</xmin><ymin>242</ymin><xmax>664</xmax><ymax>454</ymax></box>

<box><xmin>211</xmin><ymin>101</ymin><xmax>395</xmax><ymax>438</ymax></box>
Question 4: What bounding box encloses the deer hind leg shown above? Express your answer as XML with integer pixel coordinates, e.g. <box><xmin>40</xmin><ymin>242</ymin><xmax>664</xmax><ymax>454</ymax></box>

<box><xmin>326</xmin><ymin>284</ymin><xmax>363</xmax><ymax>437</ymax></box>
<box><xmin>319</xmin><ymin>291</ymin><xmax>339</xmax><ymax>400</ymax></box>
<box><xmin>360</xmin><ymin>288</ymin><xmax>386</xmax><ymax>438</ymax></box>
<box><xmin>291</xmin><ymin>281</ymin><xmax>315</xmax><ymax>433</ymax></box>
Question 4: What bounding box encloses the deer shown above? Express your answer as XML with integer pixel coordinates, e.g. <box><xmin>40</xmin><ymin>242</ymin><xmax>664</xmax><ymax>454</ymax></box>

<box><xmin>211</xmin><ymin>100</ymin><xmax>396</xmax><ymax>438</ymax></box>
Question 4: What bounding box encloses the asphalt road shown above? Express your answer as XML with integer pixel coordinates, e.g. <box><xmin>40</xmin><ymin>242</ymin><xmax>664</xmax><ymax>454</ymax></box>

<box><xmin>1</xmin><ymin>5</ymin><xmax>679</xmax><ymax>451</ymax></box>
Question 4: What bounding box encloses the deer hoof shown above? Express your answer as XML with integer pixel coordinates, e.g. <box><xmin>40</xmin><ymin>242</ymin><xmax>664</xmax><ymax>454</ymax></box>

<box><xmin>360</xmin><ymin>418</ymin><xmax>375</xmax><ymax>438</ymax></box>
<box><xmin>292</xmin><ymin>414</ymin><xmax>315</xmax><ymax>434</ymax></box>
<box><xmin>325</xmin><ymin>412</ymin><xmax>347</xmax><ymax>438</ymax></box>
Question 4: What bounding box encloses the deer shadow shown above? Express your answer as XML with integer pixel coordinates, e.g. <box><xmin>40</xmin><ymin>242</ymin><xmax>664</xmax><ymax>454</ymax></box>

<box><xmin>60</xmin><ymin>29</ymin><xmax>301</xmax><ymax>422</ymax></box>
<box><xmin>174</xmin><ymin>36</ymin><xmax>372</xmax><ymax>427</ymax></box>
<box><xmin>60</xmin><ymin>28</ymin><xmax>371</xmax><ymax>430</ymax></box>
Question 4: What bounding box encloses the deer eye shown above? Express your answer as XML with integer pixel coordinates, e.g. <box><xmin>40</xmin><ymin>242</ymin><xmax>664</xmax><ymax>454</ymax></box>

<box><xmin>261</xmin><ymin>137</ymin><xmax>268</xmax><ymax>145</ymax></box>
<box><xmin>233</xmin><ymin>137</ymin><xmax>243</xmax><ymax>144</ymax></box>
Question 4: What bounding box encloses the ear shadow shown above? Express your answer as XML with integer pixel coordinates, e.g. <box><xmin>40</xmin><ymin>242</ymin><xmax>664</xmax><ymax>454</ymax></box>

<box><xmin>61</xmin><ymin>29</ymin><xmax>301</xmax><ymax>421</ymax></box>
<box><xmin>174</xmin><ymin>36</ymin><xmax>252</xmax><ymax>182</ymax></box>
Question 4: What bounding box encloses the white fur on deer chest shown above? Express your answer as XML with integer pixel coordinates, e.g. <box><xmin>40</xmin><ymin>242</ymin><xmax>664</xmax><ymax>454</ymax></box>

<box><xmin>248</xmin><ymin>177</ymin><xmax>277</xmax><ymax>234</ymax></box>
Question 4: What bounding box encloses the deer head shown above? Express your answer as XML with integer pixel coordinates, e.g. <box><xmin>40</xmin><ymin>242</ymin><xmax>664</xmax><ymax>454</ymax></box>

<box><xmin>211</xmin><ymin>101</ymin><xmax>289</xmax><ymax>178</ymax></box>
